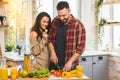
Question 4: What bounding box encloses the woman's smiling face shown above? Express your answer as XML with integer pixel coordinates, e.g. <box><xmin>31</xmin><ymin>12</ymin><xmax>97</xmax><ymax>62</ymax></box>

<box><xmin>40</xmin><ymin>16</ymin><xmax>49</xmax><ymax>30</ymax></box>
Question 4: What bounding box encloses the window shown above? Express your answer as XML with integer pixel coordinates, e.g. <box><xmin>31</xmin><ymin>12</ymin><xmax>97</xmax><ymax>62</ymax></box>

<box><xmin>37</xmin><ymin>0</ymin><xmax>80</xmax><ymax>19</ymax></box>
<box><xmin>37</xmin><ymin>0</ymin><xmax>54</xmax><ymax>18</ymax></box>
<box><xmin>99</xmin><ymin>4</ymin><xmax>120</xmax><ymax>51</ymax></box>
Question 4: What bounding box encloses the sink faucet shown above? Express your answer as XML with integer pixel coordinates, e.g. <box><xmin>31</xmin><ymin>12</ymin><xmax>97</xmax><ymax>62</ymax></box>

<box><xmin>16</xmin><ymin>45</ymin><xmax>22</xmax><ymax>55</ymax></box>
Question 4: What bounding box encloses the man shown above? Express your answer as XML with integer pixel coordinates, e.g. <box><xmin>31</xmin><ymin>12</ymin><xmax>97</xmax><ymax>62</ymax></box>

<box><xmin>48</xmin><ymin>1</ymin><xmax>86</xmax><ymax>71</ymax></box>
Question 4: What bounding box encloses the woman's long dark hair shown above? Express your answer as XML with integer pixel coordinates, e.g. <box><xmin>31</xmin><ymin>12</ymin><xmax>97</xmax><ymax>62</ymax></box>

<box><xmin>31</xmin><ymin>12</ymin><xmax>51</xmax><ymax>40</ymax></box>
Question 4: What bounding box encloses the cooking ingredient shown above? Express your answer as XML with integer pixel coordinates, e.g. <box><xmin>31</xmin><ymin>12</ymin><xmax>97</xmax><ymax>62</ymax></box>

<box><xmin>77</xmin><ymin>71</ymin><xmax>83</xmax><ymax>77</ymax></box>
<box><xmin>28</xmin><ymin>67</ymin><xmax>50</xmax><ymax>78</ymax></box>
<box><xmin>76</xmin><ymin>65</ymin><xmax>83</xmax><ymax>71</ymax></box>
<box><xmin>70</xmin><ymin>70</ymin><xmax>77</xmax><ymax>74</ymax></box>
<box><xmin>45</xmin><ymin>29</ymin><xmax>48</xmax><ymax>33</ymax></box>
<box><xmin>70</xmin><ymin>65</ymin><xmax>83</xmax><ymax>77</ymax></box>
<box><xmin>24</xmin><ymin>54</ymin><xmax>31</xmax><ymax>73</ymax></box>
<box><xmin>50</xmin><ymin>69</ymin><xmax>55</xmax><ymax>75</ymax></box>
<box><xmin>62</xmin><ymin>71</ymin><xmax>71</xmax><ymax>78</ymax></box>
<box><xmin>20</xmin><ymin>69</ymin><xmax>28</xmax><ymax>78</ymax></box>
<box><xmin>54</xmin><ymin>71</ymin><xmax>61</xmax><ymax>77</ymax></box>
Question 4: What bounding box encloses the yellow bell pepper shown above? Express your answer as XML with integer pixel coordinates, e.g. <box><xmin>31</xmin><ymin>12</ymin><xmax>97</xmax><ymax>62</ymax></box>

<box><xmin>62</xmin><ymin>72</ymin><xmax>71</xmax><ymax>78</ymax></box>
<box><xmin>76</xmin><ymin>65</ymin><xmax>83</xmax><ymax>71</ymax></box>
<box><xmin>77</xmin><ymin>71</ymin><xmax>83</xmax><ymax>77</ymax></box>
<box><xmin>70</xmin><ymin>70</ymin><xmax>77</xmax><ymax>74</ymax></box>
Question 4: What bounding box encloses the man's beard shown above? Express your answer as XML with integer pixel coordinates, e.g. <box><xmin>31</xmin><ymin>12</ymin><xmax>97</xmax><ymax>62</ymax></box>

<box><xmin>61</xmin><ymin>18</ymin><xmax>69</xmax><ymax>24</ymax></box>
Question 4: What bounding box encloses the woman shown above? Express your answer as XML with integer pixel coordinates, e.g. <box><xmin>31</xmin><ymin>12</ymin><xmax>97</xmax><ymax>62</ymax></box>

<box><xmin>30</xmin><ymin>12</ymin><xmax>51</xmax><ymax>69</ymax></box>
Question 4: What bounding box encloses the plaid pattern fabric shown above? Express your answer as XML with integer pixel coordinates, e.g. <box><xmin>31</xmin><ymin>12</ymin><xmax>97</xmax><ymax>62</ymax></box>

<box><xmin>48</xmin><ymin>15</ymin><xmax>86</xmax><ymax>65</ymax></box>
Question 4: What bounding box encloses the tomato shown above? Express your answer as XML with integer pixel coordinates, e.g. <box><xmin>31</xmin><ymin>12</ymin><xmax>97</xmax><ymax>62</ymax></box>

<box><xmin>54</xmin><ymin>71</ymin><xmax>61</xmax><ymax>77</ymax></box>
<box><xmin>50</xmin><ymin>69</ymin><xmax>55</xmax><ymax>75</ymax></box>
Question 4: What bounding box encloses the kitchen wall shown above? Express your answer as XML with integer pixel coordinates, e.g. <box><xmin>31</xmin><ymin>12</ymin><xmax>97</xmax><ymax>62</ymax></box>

<box><xmin>0</xmin><ymin>0</ymin><xmax>96</xmax><ymax>52</ymax></box>
<box><xmin>109</xmin><ymin>55</ymin><xmax>120</xmax><ymax>80</ymax></box>
<box><xmin>0</xmin><ymin>28</ymin><xmax>5</xmax><ymax>53</ymax></box>
<box><xmin>81</xmin><ymin>0</ymin><xmax>96</xmax><ymax>50</ymax></box>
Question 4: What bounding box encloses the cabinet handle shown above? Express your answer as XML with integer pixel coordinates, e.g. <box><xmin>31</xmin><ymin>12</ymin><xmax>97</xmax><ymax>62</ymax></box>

<box><xmin>81</xmin><ymin>58</ymin><xmax>86</xmax><ymax>61</ymax></box>
<box><xmin>93</xmin><ymin>62</ymin><xmax>96</xmax><ymax>64</ymax></box>
<box><xmin>98</xmin><ymin>56</ymin><xmax>103</xmax><ymax>60</ymax></box>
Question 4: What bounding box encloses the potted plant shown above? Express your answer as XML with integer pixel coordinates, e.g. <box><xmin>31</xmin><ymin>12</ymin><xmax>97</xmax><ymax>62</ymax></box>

<box><xmin>5</xmin><ymin>44</ymin><xmax>14</xmax><ymax>52</ymax></box>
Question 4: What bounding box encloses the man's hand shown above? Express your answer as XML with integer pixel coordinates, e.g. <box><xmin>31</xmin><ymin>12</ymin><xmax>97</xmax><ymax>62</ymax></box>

<box><xmin>63</xmin><ymin>61</ymin><xmax>72</xmax><ymax>71</ymax></box>
<box><xmin>50</xmin><ymin>54</ymin><xmax>58</xmax><ymax>64</ymax></box>
<box><xmin>63</xmin><ymin>53</ymin><xmax>80</xmax><ymax>71</ymax></box>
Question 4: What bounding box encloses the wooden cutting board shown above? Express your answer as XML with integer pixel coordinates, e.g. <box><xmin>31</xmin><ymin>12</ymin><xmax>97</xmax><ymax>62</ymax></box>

<box><xmin>18</xmin><ymin>74</ymin><xmax>90</xmax><ymax>80</ymax></box>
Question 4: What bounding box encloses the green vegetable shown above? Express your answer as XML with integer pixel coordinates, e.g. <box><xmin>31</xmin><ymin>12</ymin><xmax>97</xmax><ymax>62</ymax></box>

<box><xmin>27</xmin><ymin>67</ymin><xmax>50</xmax><ymax>78</ymax></box>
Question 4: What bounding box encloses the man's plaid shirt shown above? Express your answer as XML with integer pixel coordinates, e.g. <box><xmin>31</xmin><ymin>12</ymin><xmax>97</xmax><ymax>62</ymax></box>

<box><xmin>48</xmin><ymin>15</ymin><xmax>86</xmax><ymax>65</ymax></box>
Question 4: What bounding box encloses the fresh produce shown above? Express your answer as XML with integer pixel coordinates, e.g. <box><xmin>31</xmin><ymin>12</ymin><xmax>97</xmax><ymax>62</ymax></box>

<box><xmin>50</xmin><ymin>69</ymin><xmax>62</xmax><ymax>77</ymax></box>
<box><xmin>50</xmin><ymin>65</ymin><xmax>83</xmax><ymax>78</ymax></box>
<box><xmin>45</xmin><ymin>29</ymin><xmax>48</xmax><ymax>33</ymax></box>
<box><xmin>54</xmin><ymin>71</ymin><xmax>62</xmax><ymax>77</ymax></box>
<box><xmin>27</xmin><ymin>68</ymin><xmax>50</xmax><ymax>78</ymax></box>
<box><xmin>70</xmin><ymin>65</ymin><xmax>83</xmax><ymax>77</ymax></box>
<box><xmin>50</xmin><ymin>69</ymin><xmax>55</xmax><ymax>75</ymax></box>
<box><xmin>20</xmin><ymin>69</ymin><xmax>28</xmax><ymax>78</ymax></box>
<box><xmin>76</xmin><ymin>65</ymin><xmax>83</xmax><ymax>71</ymax></box>
<box><xmin>77</xmin><ymin>71</ymin><xmax>83</xmax><ymax>77</ymax></box>
<box><xmin>62</xmin><ymin>71</ymin><xmax>71</xmax><ymax>78</ymax></box>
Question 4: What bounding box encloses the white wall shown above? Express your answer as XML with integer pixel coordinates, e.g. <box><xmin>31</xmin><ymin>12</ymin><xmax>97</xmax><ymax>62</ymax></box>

<box><xmin>81</xmin><ymin>0</ymin><xmax>96</xmax><ymax>50</ymax></box>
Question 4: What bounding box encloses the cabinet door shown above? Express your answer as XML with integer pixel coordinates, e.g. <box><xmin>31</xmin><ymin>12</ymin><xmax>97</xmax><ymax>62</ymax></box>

<box><xmin>79</xmin><ymin>57</ymin><xmax>92</xmax><ymax>79</ymax></box>
<box><xmin>93</xmin><ymin>55</ymin><xmax>108</xmax><ymax>80</ymax></box>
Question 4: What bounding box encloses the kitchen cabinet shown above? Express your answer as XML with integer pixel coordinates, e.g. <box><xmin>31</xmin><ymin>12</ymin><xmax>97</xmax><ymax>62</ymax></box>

<box><xmin>79</xmin><ymin>55</ymin><xmax>108</xmax><ymax>80</ymax></box>
<box><xmin>79</xmin><ymin>57</ymin><xmax>92</xmax><ymax>79</ymax></box>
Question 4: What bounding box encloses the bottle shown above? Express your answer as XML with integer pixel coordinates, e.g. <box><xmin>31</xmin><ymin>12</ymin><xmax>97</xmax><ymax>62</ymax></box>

<box><xmin>0</xmin><ymin>57</ymin><xmax>8</xmax><ymax>80</ymax></box>
<box><xmin>24</xmin><ymin>54</ymin><xmax>31</xmax><ymax>73</ymax></box>
<box><xmin>105</xmin><ymin>43</ymin><xmax>110</xmax><ymax>52</ymax></box>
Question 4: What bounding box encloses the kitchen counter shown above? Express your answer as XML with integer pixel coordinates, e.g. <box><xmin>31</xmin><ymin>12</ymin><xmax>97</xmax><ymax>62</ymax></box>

<box><xmin>4</xmin><ymin>50</ymin><xmax>110</xmax><ymax>62</ymax></box>
<box><xmin>81</xmin><ymin>50</ymin><xmax>110</xmax><ymax>57</ymax></box>
<box><xmin>4</xmin><ymin>52</ymin><xmax>24</xmax><ymax>65</ymax></box>
<box><xmin>4</xmin><ymin>52</ymin><xmax>24</xmax><ymax>61</ymax></box>
<box><xmin>18</xmin><ymin>74</ymin><xmax>90</xmax><ymax>80</ymax></box>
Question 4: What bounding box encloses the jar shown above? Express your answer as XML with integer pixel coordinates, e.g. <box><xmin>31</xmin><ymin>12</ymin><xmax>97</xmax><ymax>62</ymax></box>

<box><xmin>24</xmin><ymin>54</ymin><xmax>31</xmax><ymax>73</ymax></box>
<box><xmin>10</xmin><ymin>67</ymin><xmax>18</xmax><ymax>80</ymax></box>
<box><xmin>0</xmin><ymin>57</ymin><xmax>8</xmax><ymax>80</ymax></box>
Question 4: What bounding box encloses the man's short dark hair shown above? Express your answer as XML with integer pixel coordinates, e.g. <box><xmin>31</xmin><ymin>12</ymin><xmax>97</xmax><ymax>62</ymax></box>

<box><xmin>57</xmin><ymin>1</ymin><xmax>70</xmax><ymax>10</ymax></box>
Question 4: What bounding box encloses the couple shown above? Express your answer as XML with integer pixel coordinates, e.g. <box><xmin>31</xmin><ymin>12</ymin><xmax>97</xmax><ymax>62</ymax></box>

<box><xmin>30</xmin><ymin>1</ymin><xmax>86</xmax><ymax>72</ymax></box>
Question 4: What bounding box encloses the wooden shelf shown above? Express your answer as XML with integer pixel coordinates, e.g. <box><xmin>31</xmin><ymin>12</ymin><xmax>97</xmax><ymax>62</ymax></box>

<box><xmin>0</xmin><ymin>1</ymin><xmax>8</xmax><ymax>5</ymax></box>
<box><xmin>0</xmin><ymin>25</ymin><xmax>9</xmax><ymax>28</ymax></box>
<box><xmin>102</xmin><ymin>1</ymin><xmax>120</xmax><ymax>5</ymax></box>
<box><xmin>104</xmin><ymin>23</ymin><xmax>120</xmax><ymax>26</ymax></box>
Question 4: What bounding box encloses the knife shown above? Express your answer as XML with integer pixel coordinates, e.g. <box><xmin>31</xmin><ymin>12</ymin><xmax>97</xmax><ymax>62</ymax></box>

<box><xmin>56</xmin><ymin>63</ymin><xmax>61</xmax><ymax>71</ymax></box>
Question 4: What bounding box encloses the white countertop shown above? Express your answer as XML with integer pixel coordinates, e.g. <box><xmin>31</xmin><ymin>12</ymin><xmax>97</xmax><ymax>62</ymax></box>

<box><xmin>3</xmin><ymin>50</ymin><xmax>120</xmax><ymax>62</ymax></box>
<box><xmin>3</xmin><ymin>52</ymin><xmax>24</xmax><ymax>61</ymax></box>
<box><xmin>82</xmin><ymin>50</ymin><xmax>120</xmax><ymax>57</ymax></box>
<box><xmin>81</xmin><ymin>50</ymin><xmax>110</xmax><ymax>57</ymax></box>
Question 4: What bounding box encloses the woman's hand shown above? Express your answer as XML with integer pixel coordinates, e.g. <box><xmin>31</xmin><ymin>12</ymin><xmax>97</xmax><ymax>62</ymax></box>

<box><xmin>42</xmin><ymin>32</ymin><xmax>48</xmax><ymax>39</ymax></box>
